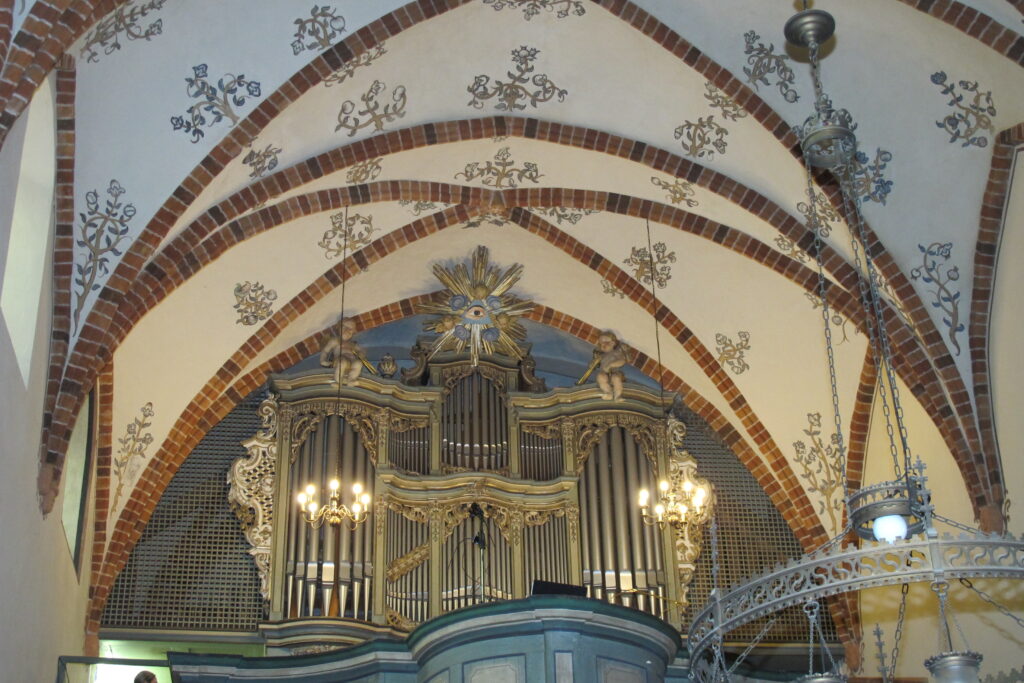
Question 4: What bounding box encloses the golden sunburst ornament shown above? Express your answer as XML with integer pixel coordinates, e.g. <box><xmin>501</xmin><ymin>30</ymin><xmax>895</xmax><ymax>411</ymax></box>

<box><xmin>419</xmin><ymin>246</ymin><xmax>533</xmax><ymax>365</ymax></box>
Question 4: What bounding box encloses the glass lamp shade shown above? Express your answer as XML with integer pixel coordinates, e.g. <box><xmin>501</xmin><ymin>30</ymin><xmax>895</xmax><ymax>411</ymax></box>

<box><xmin>872</xmin><ymin>514</ymin><xmax>909</xmax><ymax>543</ymax></box>
<box><xmin>925</xmin><ymin>651</ymin><xmax>983</xmax><ymax>683</ymax></box>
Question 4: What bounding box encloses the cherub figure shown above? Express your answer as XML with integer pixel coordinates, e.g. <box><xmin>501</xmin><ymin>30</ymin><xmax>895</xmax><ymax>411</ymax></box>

<box><xmin>577</xmin><ymin>331</ymin><xmax>627</xmax><ymax>401</ymax></box>
<box><xmin>320</xmin><ymin>319</ymin><xmax>376</xmax><ymax>385</ymax></box>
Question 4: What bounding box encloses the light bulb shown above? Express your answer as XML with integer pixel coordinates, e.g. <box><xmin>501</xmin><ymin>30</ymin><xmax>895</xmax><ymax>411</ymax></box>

<box><xmin>297</xmin><ymin>492</ymin><xmax>307</xmax><ymax>506</ymax></box>
<box><xmin>677</xmin><ymin>502</ymin><xmax>688</xmax><ymax>515</ymax></box>
<box><xmin>352</xmin><ymin>502</ymin><xmax>362</xmax><ymax>515</ymax></box>
<box><xmin>305</xmin><ymin>484</ymin><xmax>316</xmax><ymax>496</ymax></box>
<box><xmin>308</xmin><ymin>502</ymin><xmax>318</xmax><ymax>514</ymax></box>
<box><xmin>329</xmin><ymin>479</ymin><xmax>340</xmax><ymax>491</ymax></box>
<box><xmin>352</xmin><ymin>482</ymin><xmax>363</xmax><ymax>495</ymax></box>
<box><xmin>360</xmin><ymin>493</ymin><xmax>371</xmax><ymax>505</ymax></box>
<box><xmin>654</xmin><ymin>503</ymin><xmax>665</xmax><ymax>517</ymax></box>
<box><xmin>638</xmin><ymin>489</ymin><xmax>650</xmax><ymax>507</ymax></box>
<box><xmin>872</xmin><ymin>514</ymin><xmax>908</xmax><ymax>543</ymax></box>
<box><xmin>682</xmin><ymin>480</ymin><xmax>693</xmax><ymax>493</ymax></box>
<box><xmin>659</xmin><ymin>480</ymin><xmax>669</xmax><ymax>492</ymax></box>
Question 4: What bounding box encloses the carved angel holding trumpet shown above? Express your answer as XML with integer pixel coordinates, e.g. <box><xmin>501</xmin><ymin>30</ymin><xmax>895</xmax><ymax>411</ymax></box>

<box><xmin>319</xmin><ymin>318</ymin><xmax>377</xmax><ymax>385</ymax></box>
<box><xmin>577</xmin><ymin>331</ymin><xmax>628</xmax><ymax>401</ymax></box>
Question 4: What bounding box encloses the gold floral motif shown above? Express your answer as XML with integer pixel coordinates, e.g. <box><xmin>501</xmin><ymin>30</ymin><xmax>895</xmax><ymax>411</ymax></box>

<box><xmin>233</xmin><ymin>281</ymin><xmax>277</xmax><ymax>326</ymax></box>
<box><xmin>805</xmin><ymin>291</ymin><xmax>850</xmax><ymax>345</ymax></box>
<box><xmin>532</xmin><ymin>206</ymin><xmax>598</xmax><ymax>225</ymax></box>
<box><xmin>650</xmin><ymin>176</ymin><xmax>698</xmax><ymax>208</ymax></box>
<box><xmin>715</xmin><ymin>331</ymin><xmax>751</xmax><ymax>375</ymax></box>
<box><xmin>398</xmin><ymin>199</ymin><xmax>442</xmax><ymax>216</ymax></box>
<box><xmin>345</xmin><ymin>157</ymin><xmax>383</xmax><ymax>184</ymax></box>
<box><xmin>335</xmin><ymin>80</ymin><xmax>407</xmax><ymax>137</ymax></box>
<box><xmin>112</xmin><ymin>402</ymin><xmax>155</xmax><ymax>510</ymax></box>
<box><xmin>455</xmin><ymin>147</ymin><xmax>543</xmax><ymax>189</ymax></box>
<box><xmin>482</xmin><ymin>0</ymin><xmax>586</xmax><ymax>20</ymax></box>
<box><xmin>600</xmin><ymin>279</ymin><xmax>626</xmax><ymax>299</ymax></box>
<box><xmin>74</xmin><ymin>180</ymin><xmax>136</xmax><ymax>332</ymax></box>
<box><xmin>325</xmin><ymin>45</ymin><xmax>387</xmax><ymax>87</ymax></box>
<box><xmin>674</xmin><ymin>116</ymin><xmax>729</xmax><ymax>159</ymax></box>
<box><xmin>774</xmin><ymin>235</ymin><xmax>810</xmax><ymax>263</ymax></box>
<box><xmin>80</xmin><ymin>0</ymin><xmax>165</xmax><ymax>63</ymax></box>
<box><xmin>467</xmin><ymin>46</ymin><xmax>567</xmax><ymax>111</ymax></box>
<box><xmin>796</xmin><ymin>191</ymin><xmax>840</xmax><ymax>237</ymax></box>
<box><xmin>624</xmin><ymin>242</ymin><xmax>676</xmax><ymax>289</ymax></box>
<box><xmin>703</xmin><ymin>81</ymin><xmax>747</xmax><ymax>121</ymax></box>
<box><xmin>291</xmin><ymin>4</ymin><xmax>346</xmax><ymax>55</ymax></box>
<box><xmin>318</xmin><ymin>211</ymin><xmax>376</xmax><ymax>258</ymax></box>
<box><xmin>910</xmin><ymin>242</ymin><xmax>963</xmax><ymax>355</ymax></box>
<box><xmin>242</xmin><ymin>141</ymin><xmax>282</xmax><ymax>179</ymax></box>
<box><xmin>931</xmin><ymin>71</ymin><xmax>995</xmax><ymax>148</ymax></box>
<box><xmin>742</xmin><ymin>30</ymin><xmax>799</xmax><ymax>103</ymax></box>
<box><xmin>793</xmin><ymin>412</ymin><xmax>844</xmax><ymax>535</ymax></box>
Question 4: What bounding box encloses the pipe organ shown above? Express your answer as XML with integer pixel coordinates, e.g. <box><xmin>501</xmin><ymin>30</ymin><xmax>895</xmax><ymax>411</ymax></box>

<box><xmin>229</xmin><ymin>349</ymin><xmax>704</xmax><ymax>639</ymax></box>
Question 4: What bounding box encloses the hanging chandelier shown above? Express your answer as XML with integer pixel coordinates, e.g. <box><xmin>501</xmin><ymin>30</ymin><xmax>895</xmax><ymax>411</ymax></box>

<box><xmin>296</xmin><ymin>205</ymin><xmax>372</xmax><ymax>532</ymax></box>
<box><xmin>686</xmin><ymin>4</ymin><xmax>1024</xmax><ymax>682</ymax></box>
<box><xmin>638</xmin><ymin>458</ymin><xmax>711</xmax><ymax>531</ymax></box>
<box><xmin>296</xmin><ymin>480</ymin><xmax>371</xmax><ymax>530</ymax></box>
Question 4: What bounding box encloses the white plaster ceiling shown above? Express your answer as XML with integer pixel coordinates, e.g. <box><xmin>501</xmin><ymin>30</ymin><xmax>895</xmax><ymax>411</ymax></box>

<box><xmin>57</xmin><ymin>0</ymin><xmax>1023</xmax><ymax>544</ymax></box>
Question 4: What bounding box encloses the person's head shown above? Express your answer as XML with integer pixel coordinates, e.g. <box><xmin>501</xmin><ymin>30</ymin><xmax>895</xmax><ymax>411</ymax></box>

<box><xmin>134</xmin><ymin>671</ymin><xmax>157</xmax><ymax>683</ymax></box>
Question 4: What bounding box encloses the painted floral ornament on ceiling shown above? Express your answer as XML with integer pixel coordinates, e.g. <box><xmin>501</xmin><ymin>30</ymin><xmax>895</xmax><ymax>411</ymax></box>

<box><xmin>418</xmin><ymin>246</ymin><xmax>533</xmax><ymax>366</ymax></box>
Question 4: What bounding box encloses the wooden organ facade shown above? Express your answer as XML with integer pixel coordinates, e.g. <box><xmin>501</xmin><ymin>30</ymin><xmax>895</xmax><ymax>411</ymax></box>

<box><xmin>228</xmin><ymin>349</ymin><xmax>706</xmax><ymax>639</ymax></box>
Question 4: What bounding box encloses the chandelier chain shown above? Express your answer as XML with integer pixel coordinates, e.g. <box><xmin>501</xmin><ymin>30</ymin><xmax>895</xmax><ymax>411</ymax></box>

<box><xmin>932</xmin><ymin>512</ymin><xmax>982</xmax><ymax>534</ymax></box>
<box><xmin>803</xmin><ymin>154</ymin><xmax>849</xmax><ymax>508</ymax></box>
<box><xmin>889</xmin><ymin>582</ymin><xmax>909</xmax><ymax>678</ymax></box>
<box><xmin>837</xmin><ymin>180</ymin><xmax>904</xmax><ymax>479</ymax></box>
<box><xmin>839</xmin><ymin>178</ymin><xmax>914</xmax><ymax>478</ymax></box>
<box><xmin>934</xmin><ymin>580</ymin><xmax>956</xmax><ymax>652</ymax></box>
<box><xmin>644</xmin><ymin>217</ymin><xmax>667</xmax><ymax>408</ymax></box>
<box><xmin>805</xmin><ymin>599</ymin><xmax>818</xmax><ymax>675</ymax></box>
<box><xmin>960</xmin><ymin>578</ymin><xmax>1024</xmax><ymax>630</ymax></box>
<box><xmin>727</xmin><ymin>616</ymin><xmax>778</xmax><ymax>675</ymax></box>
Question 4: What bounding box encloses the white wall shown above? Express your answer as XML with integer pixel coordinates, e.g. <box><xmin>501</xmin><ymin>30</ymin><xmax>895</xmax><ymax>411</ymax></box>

<box><xmin>0</xmin><ymin>79</ymin><xmax>95</xmax><ymax>682</ymax></box>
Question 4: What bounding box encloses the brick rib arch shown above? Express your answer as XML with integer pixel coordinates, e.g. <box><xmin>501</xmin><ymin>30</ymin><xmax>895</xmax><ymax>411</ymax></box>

<box><xmin>43</xmin><ymin>178</ymin><xmax>987</xmax><ymax>522</ymax></box>
<box><xmin>106</xmin><ymin>176</ymin><xmax>989</xmax><ymax>509</ymax></box>
<box><xmin>966</xmin><ymin>122</ymin><xmax>1024</xmax><ymax>528</ymax></box>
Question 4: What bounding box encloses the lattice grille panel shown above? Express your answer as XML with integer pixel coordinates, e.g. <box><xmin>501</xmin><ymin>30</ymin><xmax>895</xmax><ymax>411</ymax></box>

<box><xmin>101</xmin><ymin>391</ymin><xmax>266</xmax><ymax>631</ymax></box>
<box><xmin>679</xmin><ymin>409</ymin><xmax>839</xmax><ymax>643</ymax></box>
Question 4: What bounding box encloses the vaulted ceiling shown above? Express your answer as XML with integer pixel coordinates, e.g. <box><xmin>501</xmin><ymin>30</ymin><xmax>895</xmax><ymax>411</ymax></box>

<box><xmin>4</xmin><ymin>0</ymin><xmax>1023</xmax><ymax>647</ymax></box>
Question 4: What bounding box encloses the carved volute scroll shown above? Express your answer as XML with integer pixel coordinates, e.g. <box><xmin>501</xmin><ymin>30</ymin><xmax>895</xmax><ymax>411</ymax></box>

<box><xmin>284</xmin><ymin>400</ymin><xmax>384</xmax><ymax>465</ymax></box>
<box><xmin>573</xmin><ymin>412</ymin><xmax>660</xmax><ymax>473</ymax></box>
<box><xmin>228</xmin><ymin>394</ymin><xmax>279</xmax><ymax>600</ymax></box>
<box><xmin>439</xmin><ymin>363</ymin><xmax>509</xmax><ymax>395</ymax></box>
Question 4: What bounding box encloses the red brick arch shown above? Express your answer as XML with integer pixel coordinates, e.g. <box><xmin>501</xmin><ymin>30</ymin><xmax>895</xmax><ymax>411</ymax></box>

<box><xmin>966</xmin><ymin>122</ymin><xmax>1024</xmax><ymax>528</ymax></box>
<box><xmin>97</xmin><ymin>172</ymin><xmax>989</xmax><ymax>509</ymax></box>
